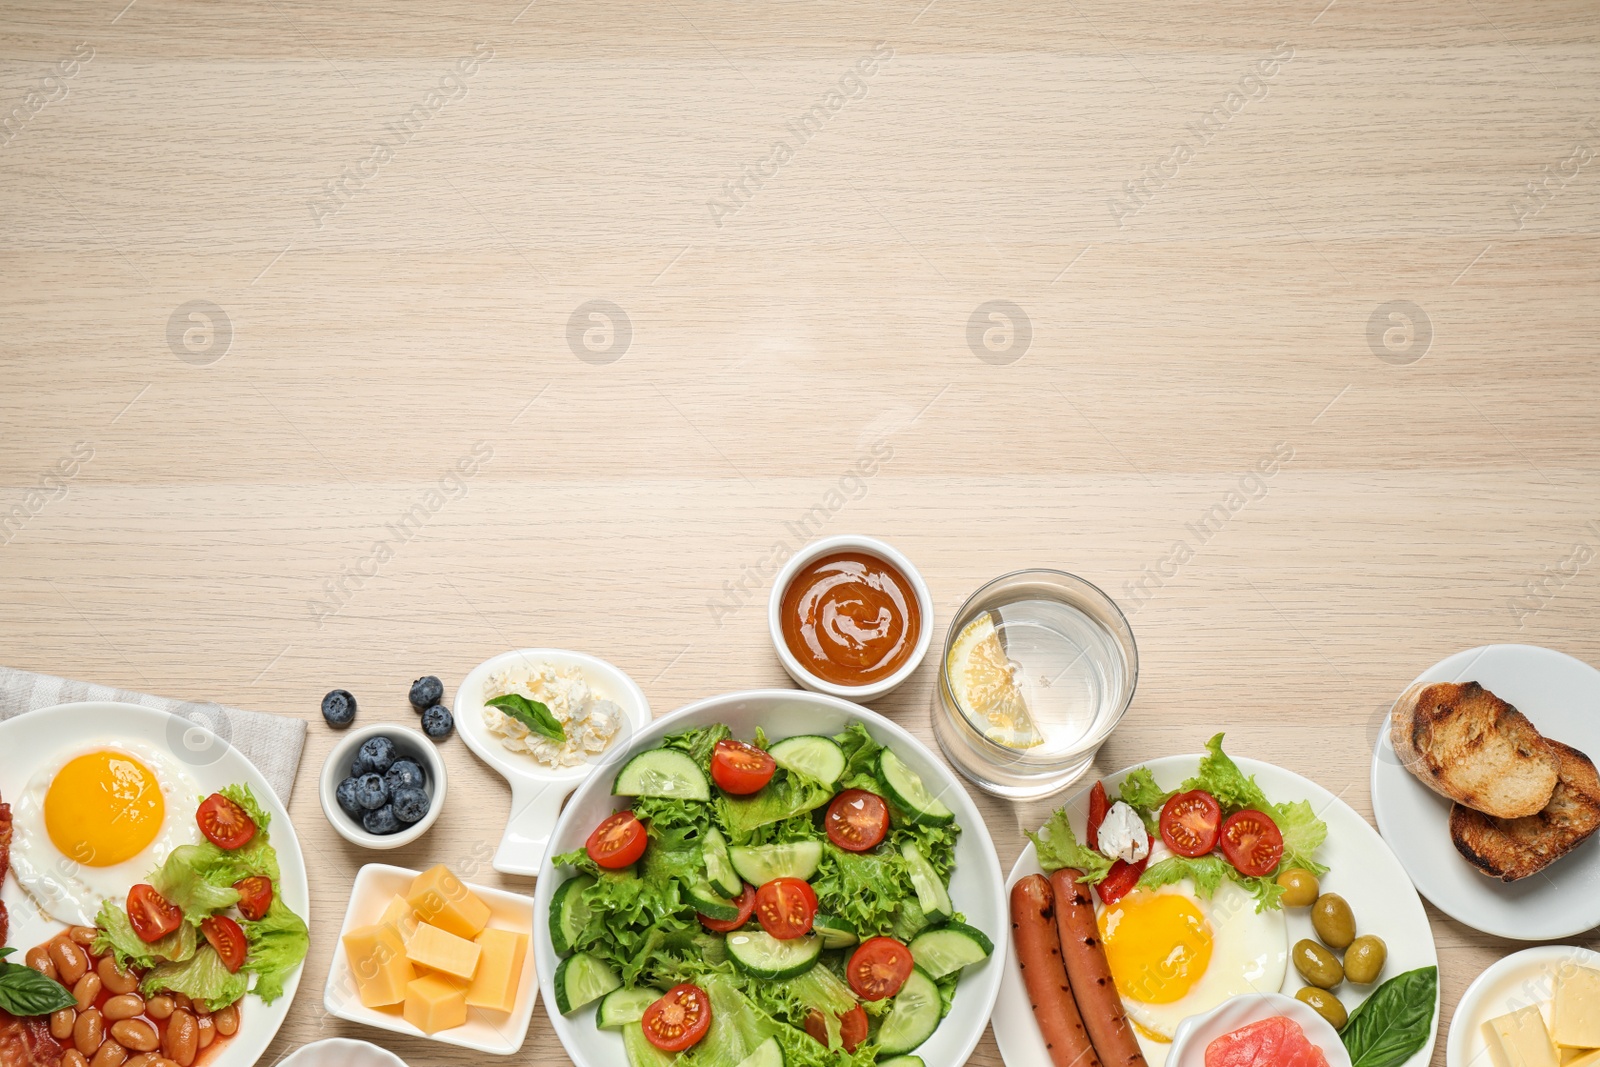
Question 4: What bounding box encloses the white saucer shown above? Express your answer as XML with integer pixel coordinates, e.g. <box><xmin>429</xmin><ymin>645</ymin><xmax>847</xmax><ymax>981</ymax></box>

<box><xmin>1370</xmin><ymin>644</ymin><xmax>1600</xmax><ymax>939</ymax></box>
<box><xmin>1446</xmin><ymin>945</ymin><xmax>1600</xmax><ymax>1067</ymax></box>
<box><xmin>454</xmin><ymin>648</ymin><xmax>650</xmax><ymax>875</ymax></box>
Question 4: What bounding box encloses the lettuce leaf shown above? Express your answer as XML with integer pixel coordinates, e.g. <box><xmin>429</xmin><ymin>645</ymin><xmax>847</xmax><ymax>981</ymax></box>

<box><xmin>720</xmin><ymin>773</ymin><xmax>833</xmax><ymax>842</ymax></box>
<box><xmin>242</xmin><ymin>897</ymin><xmax>309</xmax><ymax>1003</ymax></box>
<box><xmin>1026</xmin><ymin>809</ymin><xmax>1113</xmax><ymax>882</ymax></box>
<box><xmin>141</xmin><ymin>945</ymin><xmax>248</xmax><ymax>1011</ymax></box>
<box><xmin>1140</xmin><ymin>854</ymin><xmax>1233</xmax><ymax>897</ymax></box>
<box><xmin>661</xmin><ymin>724</ymin><xmax>732</xmax><ymax>767</ymax></box>
<box><xmin>92</xmin><ymin>900</ymin><xmax>197</xmax><ymax>971</ymax></box>
<box><xmin>1118</xmin><ymin>768</ymin><xmax>1171</xmax><ymax>832</ymax></box>
<box><xmin>811</xmin><ymin>843</ymin><xmax>910</xmax><ymax>938</ymax></box>
<box><xmin>833</xmin><ymin>723</ymin><xmax>884</xmax><ymax>794</ymax></box>
<box><xmin>1274</xmin><ymin>798</ymin><xmax>1330</xmax><ymax>878</ymax></box>
<box><xmin>150</xmin><ymin>845</ymin><xmax>242</xmax><ymax>922</ymax></box>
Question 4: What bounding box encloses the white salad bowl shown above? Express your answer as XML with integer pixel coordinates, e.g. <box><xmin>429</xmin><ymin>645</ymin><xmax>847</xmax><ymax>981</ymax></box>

<box><xmin>533</xmin><ymin>688</ymin><xmax>1007</xmax><ymax>1067</ymax></box>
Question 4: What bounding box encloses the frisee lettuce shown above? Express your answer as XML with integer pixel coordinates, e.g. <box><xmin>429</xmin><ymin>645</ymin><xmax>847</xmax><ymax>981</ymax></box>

<box><xmin>1026</xmin><ymin>808</ymin><xmax>1113</xmax><ymax>882</ymax></box>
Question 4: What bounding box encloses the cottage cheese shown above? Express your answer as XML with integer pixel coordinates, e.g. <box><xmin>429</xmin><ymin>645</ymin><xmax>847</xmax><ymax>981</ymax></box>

<box><xmin>482</xmin><ymin>662</ymin><xmax>622</xmax><ymax>768</ymax></box>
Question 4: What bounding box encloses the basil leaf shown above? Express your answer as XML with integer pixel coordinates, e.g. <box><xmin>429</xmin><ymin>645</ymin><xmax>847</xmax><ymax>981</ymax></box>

<box><xmin>1341</xmin><ymin>966</ymin><xmax>1438</xmax><ymax>1067</ymax></box>
<box><xmin>0</xmin><ymin>962</ymin><xmax>76</xmax><ymax>1016</ymax></box>
<box><xmin>486</xmin><ymin>693</ymin><xmax>566</xmax><ymax>742</ymax></box>
<box><xmin>0</xmin><ymin>947</ymin><xmax>15</xmax><ymax>960</ymax></box>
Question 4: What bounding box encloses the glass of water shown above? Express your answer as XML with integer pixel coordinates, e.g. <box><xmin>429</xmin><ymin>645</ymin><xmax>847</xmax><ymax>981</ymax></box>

<box><xmin>932</xmin><ymin>569</ymin><xmax>1138</xmax><ymax>799</ymax></box>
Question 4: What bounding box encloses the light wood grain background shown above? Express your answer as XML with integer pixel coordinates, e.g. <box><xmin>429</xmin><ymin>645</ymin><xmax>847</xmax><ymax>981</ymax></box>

<box><xmin>3</xmin><ymin>0</ymin><xmax>1598</xmax><ymax>1062</ymax></box>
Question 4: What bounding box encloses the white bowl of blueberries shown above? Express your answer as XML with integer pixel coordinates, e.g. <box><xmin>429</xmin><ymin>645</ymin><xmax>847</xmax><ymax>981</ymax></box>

<box><xmin>317</xmin><ymin>677</ymin><xmax>452</xmax><ymax>848</ymax></box>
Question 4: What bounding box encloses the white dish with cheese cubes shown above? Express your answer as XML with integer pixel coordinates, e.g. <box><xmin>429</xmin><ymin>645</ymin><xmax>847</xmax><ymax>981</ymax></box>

<box><xmin>455</xmin><ymin>648</ymin><xmax>651</xmax><ymax>876</ymax></box>
<box><xmin>1447</xmin><ymin>945</ymin><xmax>1600</xmax><ymax>1067</ymax></box>
<box><xmin>326</xmin><ymin>863</ymin><xmax>538</xmax><ymax>1055</ymax></box>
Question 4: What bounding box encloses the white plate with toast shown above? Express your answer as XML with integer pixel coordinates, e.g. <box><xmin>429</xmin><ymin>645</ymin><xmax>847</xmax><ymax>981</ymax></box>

<box><xmin>995</xmin><ymin>754</ymin><xmax>1439</xmax><ymax>1067</ymax></box>
<box><xmin>1371</xmin><ymin>644</ymin><xmax>1600</xmax><ymax>940</ymax></box>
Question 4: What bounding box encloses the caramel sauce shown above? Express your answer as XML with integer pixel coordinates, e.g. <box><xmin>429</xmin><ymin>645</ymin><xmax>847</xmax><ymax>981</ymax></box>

<box><xmin>780</xmin><ymin>551</ymin><xmax>920</xmax><ymax>686</ymax></box>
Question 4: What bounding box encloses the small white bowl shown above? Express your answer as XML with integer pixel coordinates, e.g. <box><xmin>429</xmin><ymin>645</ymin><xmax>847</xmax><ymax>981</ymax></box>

<box><xmin>320</xmin><ymin>723</ymin><xmax>448</xmax><ymax>849</ymax></box>
<box><xmin>1167</xmin><ymin>993</ymin><xmax>1352</xmax><ymax>1067</ymax></box>
<box><xmin>276</xmin><ymin>1038</ymin><xmax>410</xmax><ymax>1067</ymax></box>
<box><xmin>767</xmin><ymin>534</ymin><xmax>934</xmax><ymax>700</ymax></box>
<box><xmin>1447</xmin><ymin>944</ymin><xmax>1600</xmax><ymax>1067</ymax></box>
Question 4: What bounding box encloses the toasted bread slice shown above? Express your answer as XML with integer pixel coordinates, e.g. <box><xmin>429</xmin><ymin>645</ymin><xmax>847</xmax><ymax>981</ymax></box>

<box><xmin>1389</xmin><ymin>680</ymin><xmax>1559</xmax><ymax>818</ymax></box>
<box><xmin>1450</xmin><ymin>739</ymin><xmax>1600</xmax><ymax>881</ymax></box>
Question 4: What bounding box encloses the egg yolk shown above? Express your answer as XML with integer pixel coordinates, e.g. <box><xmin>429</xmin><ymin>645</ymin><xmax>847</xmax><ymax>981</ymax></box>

<box><xmin>44</xmin><ymin>751</ymin><xmax>165</xmax><ymax>867</ymax></box>
<box><xmin>1097</xmin><ymin>889</ymin><xmax>1214</xmax><ymax>1004</ymax></box>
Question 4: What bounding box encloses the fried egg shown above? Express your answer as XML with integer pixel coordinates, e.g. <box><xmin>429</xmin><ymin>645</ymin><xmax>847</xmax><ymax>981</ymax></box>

<box><xmin>9</xmin><ymin>740</ymin><xmax>202</xmax><ymax>925</ymax></box>
<box><xmin>1097</xmin><ymin>875</ymin><xmax>1287</xmax><ymax>1063</ymax></box>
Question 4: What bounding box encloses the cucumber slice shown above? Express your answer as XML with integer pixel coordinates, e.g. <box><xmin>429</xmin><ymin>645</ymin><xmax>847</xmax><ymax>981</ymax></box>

<box><xmin>728</xmin><ymin>840</ymin><xmax>823</xmax><ymax>885</ymax></box>
<box><xmin>597</xmin><ymin>987</ymin><xmax>660</xmax><ymax>1029</ymax></box>
<box><xmin>767</xmin><ymin>734</ymin><xmax>847</xmax><ymax>786</ymax></box>
<box><xmin>877</xmin><ymin>1057</ymin><xmax>925</xmax><ymax>1067</ymax></box>
<box><xmin>725</xmin><ymin>930</ymin><xmax>822</xmax><ymax>979</ymax></box>
<box><xmin>703</xmin><ymin>827</ymin><xmax>742</xmax><ymax>898</ymax></box>
<box><xmin>554</xmin><ymin>951</ymin><xmax>621</xmax><ymax>1014</ymax></box>
<box><xmin>878</xmin><ymin>749</ymin><xmax>954</xmax><ymax>826</ymax></box>
<box><xmin>549</xmin><ymin>874</ymin><xmax>595</xmax><ymax>957</ymax></box>
<box><xmin>908</xmin><ymin>922</ymin><xmax>993</xmax><ymax>979</ymax></box>
<box><xmin>811</xmin><ymin>913</ymin><xmax>858</xmax><ymax>950</ymax></box>
<box><xmin>900</xmin><ymin>841</ymin><xmax>953</xmax><ymax>925</ymax></box>
<box><xmin>686</xmin><ymin>878</ymin><xmax>741</xmax><ymax>921</ymax></box>
<box><xmin>734</xmin><ymin>1036</ymin><xmax>785</xmax><ymax>1067</ymax></box>
<box><xmin>613</xmin><ymin>748</ymin><xmax>710</xmax><ymax>801</ymax></box>
<box><xmin>623</xmin><ymin>1022</ymin><xmax>676</xmax><ymax>1067</ymax></box>
<box><xmin>875</xmin><ymin>966</ymin><xmax>941</xmax><ymax>1056</ymax></box>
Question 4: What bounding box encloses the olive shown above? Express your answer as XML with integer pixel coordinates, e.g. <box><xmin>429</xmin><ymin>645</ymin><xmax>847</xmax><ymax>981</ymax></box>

<box><xmin>1276</xmin><ymin>868</ymin><xmax>1321</xmax><ymax>908</ymax></box>
<box><xmin>1312</xmin><ymin>893</ymin><xmax>1356</xmax><ymax>950</ymax></box>
<box><xmin>1292</xmin><ymin>938</ymin><xmax>1344</xmax><ymax>989</ymax></box>
<box><xmin>1296</xmin><ymin>986</ymin><xmax>1348</xmax><ymax>1029</ymax></box>
<box><xmin>1344</xmin><ymin>934</ymin><xmax>1388</xmax><ymax>984</ymax></box>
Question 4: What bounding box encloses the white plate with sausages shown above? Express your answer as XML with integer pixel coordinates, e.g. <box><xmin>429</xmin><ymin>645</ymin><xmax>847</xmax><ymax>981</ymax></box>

<box><xmin>993</xmin><ymin>754</ymin><xmax>1439</xmax><ymax>1067</ymax></box>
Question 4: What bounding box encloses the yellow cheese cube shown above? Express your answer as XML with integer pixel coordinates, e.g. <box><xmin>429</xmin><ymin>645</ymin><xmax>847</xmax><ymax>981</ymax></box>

<box><xmin>378</xmin><ymin>894</ymin><xmax>421</xmax><ymax>945</ymax></box>
<box><xmin>408</xmin><ymin>864</ymin><xmax>491</xmax><ymax>940</ymax></box>
<box><xmin>403</xmin><ymin>973</ymin><xmax>468</xmax><ymax>1034</ymax></box>
<box><xmin>466</xmin><ymin>928</ymin><xmax>529</xmax><ymax>1012</ymax></box>
<box><xmin>1553</xmin><ymin>965</ymin><xmax>1600</xmax><ymax>1049</ymax></box>
<box><xmin>1485</xmin><ymin>1006</ymin><xmax>1560</xmax><ymax>1067</ymax></box>
<box><xmin>406</xmin><ymin>921</ymin><xmax>482</xmax><ymax>981</ymax></box>
<box><xmin>342</xmin><ymin>923</ymin><xmax>415</xmax><ymax>1008</ymax></box>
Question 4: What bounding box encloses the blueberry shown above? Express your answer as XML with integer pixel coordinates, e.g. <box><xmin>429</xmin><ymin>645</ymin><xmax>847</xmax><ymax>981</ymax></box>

<box><xmin>321</xmin><ymin>689</ymin><xmax>357</xmax><ymax>729</ymax></box>
<box><xmin>335</xmin><ymin>776</ymin><xmax>364</xmax><ymax>817</ymax></box>
<box><xmin>362</xmin><ymin>804</ymin><xmax>400</xmax><ymax>835</ymax></box>
<box><xmin>421</xmin><ymin>704</ymin><xmax>454</xmax><ymax>740</ymax></box>
<box><xmin>384</xmin><ymin>759</ymin><xmax>426</xmax><ymax>794</ymax></box>
<box><xmin>355</xmin><ymin>773</ymin><xmax>388</xmax><ymax>811</ymax></box>
<box><xmin>409</xmin><ymin>676</ymin><xmax>444</xmax><ymax>712</ymax></box>
<box><xmin>391</xmin><ymin>785</ymin><xmax>430</xmax><ymax>824</ymax></box>
<box><xmin>355</xmin><ymin>735</ymin><xmax>397</xmax><ymax>775</ymax></box>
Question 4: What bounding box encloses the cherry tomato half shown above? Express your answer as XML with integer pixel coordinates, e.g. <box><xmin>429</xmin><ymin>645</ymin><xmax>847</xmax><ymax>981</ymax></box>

<box><xmin>804</xmin><ymin>1006</ymin><xmax>868</xmax><ymax>1053</ymax></box>
<box><xmin>196</xmin><ymin>792</ymin><xmax>257</xmax><ymax>850</ymax></box>
<box><xmin>754</xmin><ymin>877</ymin><xmax>817</xmax><ymax>940</ymax></box>
<box><xmin>201</xmin><ymin>915</ymin><xmax>248</xmax><ymax>973</ymax></box>
<box><xmin>1086</xmin><ymin>780</ymin><xmax>1111</xmax><ymax>851</ymax></box>
<box><xmin>642</xmin><ymin>983</ymin><xmax>712</xmax><ymax>1052</ymax></box>
<box><xmin>846</xmin><ymin>936</ymin><xmax>914</xmax><ymax>1001</ymax></box>
<box><xmin>697</xmin><ymin>883</ymin><xmax>756</xmax><ymax>933</ymax></box>
<box><xmin>126</xmin><ymin>884</ymin><xmax>182</xmax><ymax>944</ymax></box>
<box><xmin>586</xmin><ymin>811</ymin><xmax>648</xmax><ymax>869</ymax></box>
<box><xmin>1219</xmin><ymin>809</ymin><xmax>1284</xmax><ymax>877</ymax></box>
<box><xmin>1094</xmin><ymin>837</ymin><xmax>1152</xmax><ymax>906</ymax></box>
<box><xmin>710</xmin><ymin>740</ymin><xmax>776</xmax><ymax>795</ymax></box>
<box><xmin>233</xmin><ymin>876</ymin><xmax>274</xmax><ymax>921</ymax></box>
<box><xmin>1159</xmin><ymin>789</ymin><xmax>1223</xmax><ymax>858</ymax></box>
<box><xmin>824</xmin><ymin>789</ymin><xmax>890</xmax><ymax>852</ymax></box>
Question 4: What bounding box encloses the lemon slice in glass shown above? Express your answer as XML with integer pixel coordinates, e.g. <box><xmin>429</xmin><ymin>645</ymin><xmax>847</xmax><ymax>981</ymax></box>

<box><xmin>946</xmin><ymin>611</ymin><xmax>1044</xmax><ymax>749</ymax></box>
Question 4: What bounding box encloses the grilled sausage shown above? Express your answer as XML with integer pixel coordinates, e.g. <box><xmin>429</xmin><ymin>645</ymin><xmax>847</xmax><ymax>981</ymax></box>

<box><xmin>1011</xmin><ymin>874</ymin><xmax>1102</xmax><ymax>1067</ymax></box>
<box><xmin>1050</xmin><ymin>868</ymin><xmax>1147</xmax><ymax>1067</ymax></box>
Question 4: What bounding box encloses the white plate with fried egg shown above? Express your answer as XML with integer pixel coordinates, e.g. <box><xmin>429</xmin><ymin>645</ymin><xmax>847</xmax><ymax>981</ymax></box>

<box><xmin>0</xmin><ymin>701</ymin><xmax>309</xmax><ymax>1067</ymax></box>
<box><xmin>993</xmin><ymin>755</ymin><xmax>1439</xmax><ymax>1067</ymax></box>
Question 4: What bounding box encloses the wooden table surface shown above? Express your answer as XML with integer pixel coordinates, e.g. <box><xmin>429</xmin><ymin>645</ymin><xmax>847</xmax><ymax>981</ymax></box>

<box><xmin>3</xmin><ymin>0</ymin><xmax>1598</xmax><ymax>1062</ymax></box>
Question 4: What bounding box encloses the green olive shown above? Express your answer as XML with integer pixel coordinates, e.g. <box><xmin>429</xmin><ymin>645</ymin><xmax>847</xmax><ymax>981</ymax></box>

<box><xmin>1344</xmin><ymin>934</ymin><xmax>1388</xmax><ymax>984</ymax></box>
<box><xmin>1292</xmin><ymin>938</ymin><xmax>1344</xmax><ymax>989</ymax></box>
<box><xmin>1295</xmin><ymin>986</ymin><xmax>1348</xmax><ymax>1029</ymax></box>
<box><xmin>1311</xmin><ymin>893</ymin><xmax>1357</xmax><ymax>950</ymax></box>
<box><xmin>1275</xmin><ymin>868</ymin><xmax>1321</xmax><ymax>908</ymax></box>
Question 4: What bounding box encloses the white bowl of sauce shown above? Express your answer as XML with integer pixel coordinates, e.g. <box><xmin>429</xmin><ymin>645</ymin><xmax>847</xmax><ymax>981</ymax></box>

<box><xmin>767</xmin><ymin>534</ymin><xmax>933</xmax><ymax>699</ymax></box>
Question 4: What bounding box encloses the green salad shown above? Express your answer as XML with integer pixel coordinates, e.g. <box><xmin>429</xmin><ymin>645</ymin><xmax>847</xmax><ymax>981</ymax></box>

<box><xmin>548</xmin><ymin>723</ymin><xmax>993</xmax><ymax>1067</ymax></box>
<box><xmin>91</xmin><ymin>783</ymin><xmax>309</xmax><ymax>1010</ymax></box>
